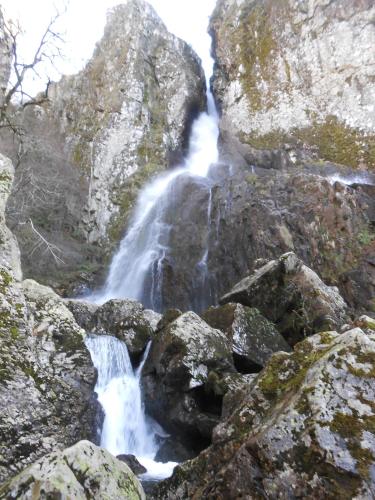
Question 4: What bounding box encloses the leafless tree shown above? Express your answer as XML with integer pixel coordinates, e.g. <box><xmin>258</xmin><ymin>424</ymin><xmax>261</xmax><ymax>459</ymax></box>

<box><xmin>0</xmin><ymin>5</ymin><xmax>66</xmax><ymax>131</ymax></box>
<box><xmin>0</xmin><ymin>4</ymin><xmax>69</xmax><ymax>267</ymax></box>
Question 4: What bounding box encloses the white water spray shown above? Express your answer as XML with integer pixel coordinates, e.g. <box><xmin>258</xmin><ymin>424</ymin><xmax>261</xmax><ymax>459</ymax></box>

<box><xmin>85</xmin><ymin>335</ymin><xmax>177</xmax><ymax>480</ymax></box>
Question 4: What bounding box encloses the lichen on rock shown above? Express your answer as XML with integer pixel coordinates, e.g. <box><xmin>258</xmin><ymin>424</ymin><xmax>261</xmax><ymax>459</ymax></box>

<box><xmin>153</xmin><ymin>327</ymin><xmax>375</xmax><ymax>499</ymax></box>
<box><xmin>210</xmin><ymin>0</ymin><xmax>375</xmax><ymax>169</ymax></box>
<box><xmin>0</xmin><ymin>440</ymin><xmax>146</xmax><ymax>499</ymax></box>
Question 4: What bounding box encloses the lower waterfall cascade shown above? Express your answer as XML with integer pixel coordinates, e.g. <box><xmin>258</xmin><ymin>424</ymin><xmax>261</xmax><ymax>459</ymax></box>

<box><xmin>85</xmin><ymin>335</ymin><xmax>177</xmax><ymax>480</ymax></box>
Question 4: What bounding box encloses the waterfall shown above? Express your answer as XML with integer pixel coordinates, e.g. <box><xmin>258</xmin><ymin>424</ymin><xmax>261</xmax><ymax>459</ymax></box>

<box><xmin>85</xmin><ymin>335</ymin><xmax>177</xmax><ymax>480</ymax></box>
<box><xmin>90</xmin><ymin>17</ymin><xmax>219</xmax><ymax>310</ymax></box>
<box><xmin>84</xmin><ymin>3</ymin><xmax>219</xmax><ymax>482</ymax></box>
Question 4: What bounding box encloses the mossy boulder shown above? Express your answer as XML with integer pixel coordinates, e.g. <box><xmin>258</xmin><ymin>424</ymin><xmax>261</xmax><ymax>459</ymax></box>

<box><xmin>220</xmin><ymin>252</ymin><xmax>349</xmax><ymax>345</ymax></box>
<box><xmin>0</xmin><ymin>275</ymin><xmax>98</xmax><ymax>483</ymax></box>
<box><xmin>153</xmin><ymin>327</ymin><xmax>375</xmax><ymax>499</ymax></box>
<box><xmin>202</xmin><ymin>303</ymin><xmax>291</xmax><ymax>371</ymax></box>
<box><xmin>0</xmin><ymin>440</ymin><xmax>145</xmax><ymax>499</ymax></box>
<box><xmin>142</xmin><ymin>312</ymin><xmax>235</xmax><ymax>448</ymax></box>
<box><xmin>91</xmin><ymin>299</ymin><xmax>157</xmax><ymax>358</ymax></box>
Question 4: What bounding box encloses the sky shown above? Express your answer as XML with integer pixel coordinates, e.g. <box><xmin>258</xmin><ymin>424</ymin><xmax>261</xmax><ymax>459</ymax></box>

<box><xmin>0</xmin><ymin>0</ymin><xmax>217</xmax><ymax>97</ymax></box>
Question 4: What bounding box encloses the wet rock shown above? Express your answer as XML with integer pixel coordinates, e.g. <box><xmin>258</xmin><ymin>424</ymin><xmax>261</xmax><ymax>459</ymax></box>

<box><xmin>0</xmin><ymin>440</ymin><xmax>145</xmax><ymax>499</ymax></box>
<box><xmin>202</xmin><ymin>303</ymin><xmax>291</xmax><ymax>371</ymax></box>
<box><xmin>64</xmin><ymin>298</ymin><xmax>99</xmax><ymax>331</ymax></box>
<box><xmin>154</xmin><ymin>327</ymin><xmax>375</xmax><ymax>499</ymax></box>
<box><xmin>220</xmin><ymin>252</ymin><xmax>349</xmax><ymax>345</ymax></box>
<box><xmin>116</xmin><ymin>454</ymin><xmax>147</xmax><ymax>475</ymax></box>
<box><xmin>142</xmin><ymin>311</ymin><xmax>235</xmax><ymax>447</ymax></box>
<box><xmin>92</xmin><ymin>299</ymin><xmax>155</xmax><ymax>358</ymax></box>
<box><xmin>155</xmin><ymin>439</ymin><xmax>196</xmax><ymax>464</ymax></box>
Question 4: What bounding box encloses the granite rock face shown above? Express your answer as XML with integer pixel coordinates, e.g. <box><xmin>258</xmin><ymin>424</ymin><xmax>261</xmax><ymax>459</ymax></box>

<box><xmin>0</xmin><ymin>440</ymin><xmax>145</xmax><ymax>499</ymax></box>
<box><xmin>0</xmin><ymin>0</ymin><xmax>206</xmax><ymax>292</ymax></box>
<box><xmin>210</xmin><ymin>0</ymin><xmax>375</xmax><ymax>169</ymax></box>
<box><xmin>154</xmin><ymin>327</ymin><xmax>375</xmax><ymax>499</ymax></box>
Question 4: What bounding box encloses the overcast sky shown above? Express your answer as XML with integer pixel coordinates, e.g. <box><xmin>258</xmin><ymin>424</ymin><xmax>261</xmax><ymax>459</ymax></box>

<box><xmin>1</xmin><ymin>0</ymin><xmax>217</xmax><ymax>96</ymax></box>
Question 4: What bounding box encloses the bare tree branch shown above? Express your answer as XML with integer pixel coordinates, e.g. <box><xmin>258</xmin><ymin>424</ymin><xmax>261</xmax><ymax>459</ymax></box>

<box><xmin>20</xmin><ymin>219</ymin><xmax>65</xmax><ymax>265</ymax></box>
<box><xmin>0</xmin><ymin>3</ymin><xmax>67</xmax><ymax>129</ymax></box>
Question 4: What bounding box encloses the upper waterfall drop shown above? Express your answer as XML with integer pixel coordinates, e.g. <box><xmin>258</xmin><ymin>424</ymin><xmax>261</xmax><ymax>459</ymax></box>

<box><xmin>91</xmin><ymin>16</ymin><xmax>220</xmax><ymax>310</ymax></box>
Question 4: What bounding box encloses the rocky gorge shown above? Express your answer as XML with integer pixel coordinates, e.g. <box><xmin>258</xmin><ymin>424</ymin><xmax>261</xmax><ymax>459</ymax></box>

<box><xmin>0</xmin><ymin>0</ymin><xmax>374</xmax><ymax>498</ymax></box>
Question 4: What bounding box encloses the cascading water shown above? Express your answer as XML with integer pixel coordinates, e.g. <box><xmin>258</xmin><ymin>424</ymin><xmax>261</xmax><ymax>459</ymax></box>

<box><xmin>91</xmin><ymin>16</ymin><xmax>219</xmax><ymax>310</ymax></box>
<box><xmin>85</xmin><ymin>2</ymin><xmax>220</xmax><ymax>482</ymax></box>
<box><xmin>85</xmin><ymin>335</ymin><xmax>177</xmax><ymax>480</ymax></box>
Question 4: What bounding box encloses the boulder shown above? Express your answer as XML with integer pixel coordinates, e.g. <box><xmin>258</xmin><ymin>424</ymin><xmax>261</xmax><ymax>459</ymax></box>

<box><xmin>202</xmin><ymin>303</ymin><xmax>291</xmax><ymax>371</ymax></box>
<box><xmin>154</xmin><ymin>327</ymin><xmax>375</xmax><ymax>499</ymax></box>
<box><xmin>142</xmin><ymin>311</ymin><xmax>235</xmax><ymax>448</ymax></box>
<box><xmin>116</xmin><ymin>454</ymin><xmax>147</xmax><ymax>475</ymax></box>
<box><xmin>0</xmin><ymin>440</ymin><xmax>145</xmax><ymax>499</ymax></box>
<box><xmin>64</xmin><ymin>298</ymin><xmax>99</xmax><ymax>331</ymax></box>
<box><xmin>220</xmin><ymin>252</ymin><xmax>349</xmax><ymax>345</ymax></box>
<box><xmin>92</xmin><ymin>299</ymin><xmax>155</xmax><ymax>358</ymax></box>
<box><xmin>0</xmin><ymin>273</ymin><xmax>98</xmax><ymax>482</ymax></box>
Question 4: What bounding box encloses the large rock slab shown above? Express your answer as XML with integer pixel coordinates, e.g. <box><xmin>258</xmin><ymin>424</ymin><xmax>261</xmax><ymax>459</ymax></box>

<box><xmin>142</xmin><ymin>311</ymin><xmax>235</xmax><ymax>447</ymax></box>
<box><xmin>220</xmin><ymin>252</ymin><xmax>348</xmax><ymax>345</ymax></box>
<box><xmin>0</xmin><ymin>440</ymin><xmax>145</xmax><ymax>499</ymax></box>
<box><xmin>154</xmin><ymin>327</ymin><xmax>375</xmax><ymax>499</ymax></box>
<box><xmin>202</xmin><ymin>303</ymin><xmax>291</xmax><ymax>371</ymax></box>
<box><xmin>0</xmin><ymin>275</ymin><xmax>98</xmax><ymax>483</ymax></box>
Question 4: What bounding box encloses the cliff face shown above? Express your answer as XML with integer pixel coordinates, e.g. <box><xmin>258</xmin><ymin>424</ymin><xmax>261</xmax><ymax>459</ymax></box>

<box><xmin>0</xmin><ymin>154</ymin><xmax>98</xmax><ymax>483</ymax></box>
<box><xmin>0</xmin><ymin>10</ymin><xmax>11</xmax><ymax>108</ymax></box>
<box><xmin>210</xmin><ymin>0</ymin><xmax>375</xmax><ymax>169</ymax></box>
<box><xmin>0</xmin><ymin>0</ymin><xmax>206</xmax><ymax>292</ymax></box>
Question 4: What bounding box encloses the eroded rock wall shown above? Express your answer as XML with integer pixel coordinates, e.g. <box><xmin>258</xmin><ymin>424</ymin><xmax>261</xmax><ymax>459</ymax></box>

<box><xmin>210</xmin><ymin>0</ymin><xmax>375</xmax><ymax>169</ymax></box>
